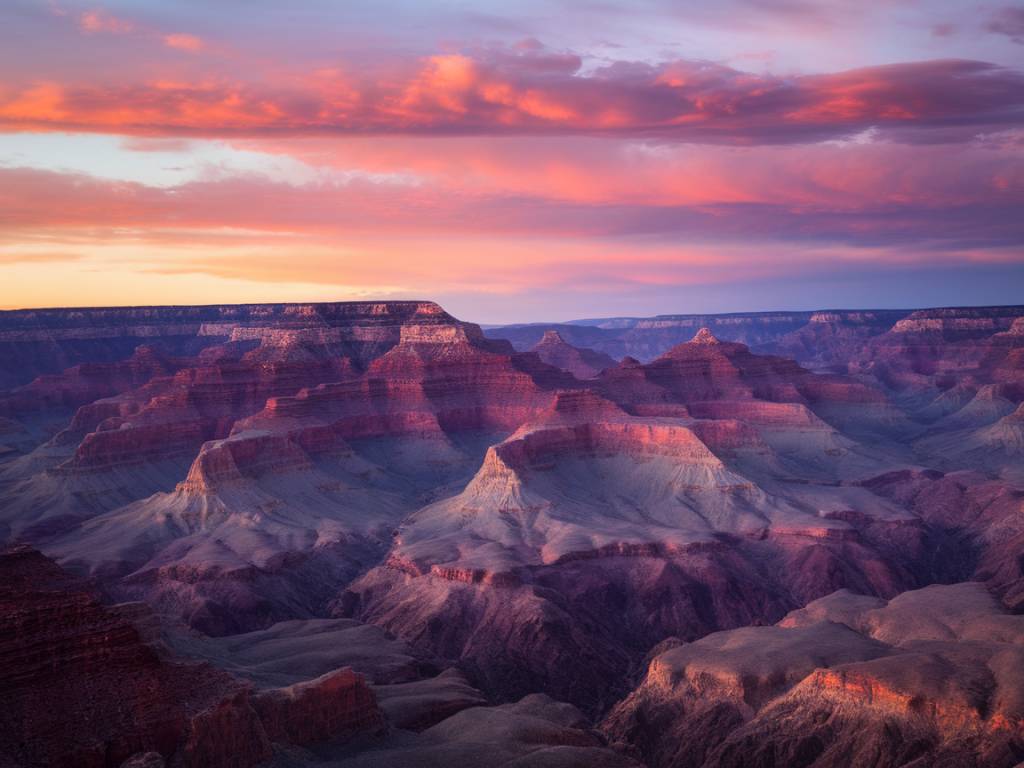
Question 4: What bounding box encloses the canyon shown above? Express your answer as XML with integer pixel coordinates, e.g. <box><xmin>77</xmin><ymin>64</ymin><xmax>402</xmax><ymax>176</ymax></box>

<box><xmin>0</xmin><ymin>300</ymin><xmax>1022</xmax><ymax>767</ymax></box>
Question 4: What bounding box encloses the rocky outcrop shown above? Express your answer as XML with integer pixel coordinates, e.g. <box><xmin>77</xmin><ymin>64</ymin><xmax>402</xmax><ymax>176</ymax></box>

<box><xmin>175</xmin><ymin>432</ymin><xmax>314</xmax><ymax>493</ymax></box>
<box><xmin>531</xmin><ymin>330</ymin><xmax>618</xmax><ymax>379</ymax></box>
<box><xmin>0</xmin><ymin>546</ymin><xmax>273</xmax><ymax>768</ymax></box>
<box><xmin>0</xmin><ymin>547</ymin><xmax>387</xmax><ymax>768</ymax></box>
<box><xmin>598</xmin><ymin>328</ymin><xmax>808</xmax><ymax>405</ymax></box>
<box><xmin>849</xmin><ymin>307</ymin><xmax>1024</xmax><ymax>397</ymax></box>
<box><xmin>251</xmin><ymin>667</ymin><xmax>383</xmax><ymax>744</ymax></box>
<box><xmin>602</xmin><ymin>583</ymin><xmax>1024</xmax><ymax>768</ymax></box>
<box><xmin>599</xmin><ymin>328</ymin><xmax>883</xmax><ymax>408</ymax></box>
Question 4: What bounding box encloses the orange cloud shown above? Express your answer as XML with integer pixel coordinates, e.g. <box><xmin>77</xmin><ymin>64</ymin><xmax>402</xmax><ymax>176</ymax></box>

<box><xmin>396</xmin><ymin>53</ymin><xmax>581</xmax><ymax>126</ymax></box>
<box><xmin>0</xmin><ymin>83</ymin><xmax>68</xmax><ymax>123</ymax></box>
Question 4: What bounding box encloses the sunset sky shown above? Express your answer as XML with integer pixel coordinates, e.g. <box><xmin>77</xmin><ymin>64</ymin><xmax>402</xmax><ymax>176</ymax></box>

<box><xmin>1</xmin><ymin>1</ymin><xmax>1023</xmax><ymax>322</ymax></box>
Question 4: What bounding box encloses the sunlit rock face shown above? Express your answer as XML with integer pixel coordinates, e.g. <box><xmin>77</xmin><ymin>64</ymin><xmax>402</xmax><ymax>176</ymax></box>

<box><xmin>1</xmin><ymin>301</ymin><xmax>1023</xmax><ymax>766</ymax></box>
<box><xmin>602</xmin><ymin>583</ymin><xmax>1024</xmax><ymax>768</ymax></box>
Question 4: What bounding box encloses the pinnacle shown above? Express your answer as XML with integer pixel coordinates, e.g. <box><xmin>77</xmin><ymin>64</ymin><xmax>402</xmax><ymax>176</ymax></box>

<box><xmin>690</xmin><ymin>327</ymin><xmax>721</xmax><ymax>345</ymax></box>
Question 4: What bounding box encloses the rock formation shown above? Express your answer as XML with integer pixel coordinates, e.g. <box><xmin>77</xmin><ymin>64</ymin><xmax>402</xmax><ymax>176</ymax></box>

<box><xmin>0</xmin><ymin>546</ymin><xmax>640</xmax><ymax>768</ymax></box>
<box><xmin>2</xmin><ymin>300</ymin><xmax>1024</xmax><ymax>767</ymax></box>
<box><xmin>0</xmin><ymin>546</ymin><xmax>383</xmax><ymax>768</ymax></box>
<box><xmin>338</xmin><ymin>332</ymin><xmax>937</xmax><ymax>711</ymax></box>
<box><xmin>602</xmin><ymin>582</ymin><xmax>1024</xmax><ymax>768</ymax></box>
<box><xmin>531</xmin><ymin>329</ymin><xmax>618</xmax><ymax>379</ymax></box>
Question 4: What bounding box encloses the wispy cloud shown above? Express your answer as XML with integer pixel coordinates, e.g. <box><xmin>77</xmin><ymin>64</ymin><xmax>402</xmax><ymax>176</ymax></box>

<box><xmin>78</xmin><ymin>8</ymin><xmax>134</xmax><ymax>34</ymax></box>
<box><xmin>987</xmin><ymin>6</ymin><xmax>1024</xmax><ymax>44</ymax></box>
<box><xmin>163</xmin><ymin>33</ymin><xmax>204</xmax><ymax>52</ymax></box>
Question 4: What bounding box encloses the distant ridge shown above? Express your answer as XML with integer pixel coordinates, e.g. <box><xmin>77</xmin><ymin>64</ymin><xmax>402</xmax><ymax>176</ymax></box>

<box><xmin>486</xmin><ymin>304</ymin><xmax>1024</xmax><ymax>366</ymax></box>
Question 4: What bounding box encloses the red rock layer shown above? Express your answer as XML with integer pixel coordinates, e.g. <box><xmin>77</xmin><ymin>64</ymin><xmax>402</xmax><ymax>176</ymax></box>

<box><xmin>175</xmin><ymin>432</ymin><xmax>313</xmax><ymax>493</ymax></box>
<box><xmin>0</xmin><ymin>301</ymin><xmax>463</xmax><ymax>390</ymax></box>
<box><xmin>0</xmin><ymin>346</ymin><xmax>178</xmax><ymax>419</ymax></box>
<box><xmin>59</xmin><ymin>342</ymin><xmax>355</xmax><ymax>473</ymax></box>
<box><xmin>850</xmin><ymin>307</ymin><xmax>1024</xmax><ymax>394</ymax></box>
<box><xmin>251</xmin><ymin>667</ymin><xmax>383</xmax><ymax>745</ymax></box>
<box><xmin>0</xmin><ymin>546</ymin><xmax>271</xmax><ymax>768</ymax></box>
<box><xmin>249</xmin><ymin>331</ymin><xmax>574</xmax><ymax>443</ymax></box>
<box><xmin>598</xmin><ymin>328</ymin><xmax>886</xmax><ymax>414</ymax></box>
<box><xmin>0</xmin><ymin>547</ymin><xmax>385</xmax><ymax>768</ymax></box>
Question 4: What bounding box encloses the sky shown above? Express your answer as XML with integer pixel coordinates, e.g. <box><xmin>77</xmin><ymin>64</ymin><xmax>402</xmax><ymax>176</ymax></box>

<box><xmin>1</xmin><ymin>0</ymin><xmax>1023</xmax><ymax>323</ymax></box>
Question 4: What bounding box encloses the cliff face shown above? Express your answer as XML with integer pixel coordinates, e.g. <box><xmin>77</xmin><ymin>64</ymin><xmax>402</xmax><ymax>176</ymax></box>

<box><xmin>847</xmin><ymin>306</ymin><xmax>1024</xmax><ymax>390</ymax></box>
<box><xmin>0</xmin><ymin>301</ymin><xmax>460</xmax><ymax>389</ymax></box>
<box><xmin>250</xmin><ymin>667</ymin><xmax>383</xmax><ymax>745</ymax></box>
<box><xmin>0</xmin><ymin>545</ymin><xmax>273</xmax><ymax>768</ymax></box>
<box><xmin>0</xmin><ymin>547</ymin><xmax>386</xmax><ymax>768</ymax></box>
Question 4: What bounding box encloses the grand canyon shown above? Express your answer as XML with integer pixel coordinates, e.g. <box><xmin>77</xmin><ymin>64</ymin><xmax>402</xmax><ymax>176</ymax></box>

<box><xmin>4</xmin><ymin>0</ymin><xmax>1024</xmax><ymax>765</ymax></box>
<box><xmin>0</xmin><ymin>300</ymin><xmax>1022</xmax><ymax>767</ymax></box>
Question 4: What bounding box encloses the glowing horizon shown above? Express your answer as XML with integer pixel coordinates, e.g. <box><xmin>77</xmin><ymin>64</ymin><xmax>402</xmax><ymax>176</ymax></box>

<box><xmin>2</xmin><ymin>0</ymin><xmax>1022</xmax><ymax>323</ymax></box>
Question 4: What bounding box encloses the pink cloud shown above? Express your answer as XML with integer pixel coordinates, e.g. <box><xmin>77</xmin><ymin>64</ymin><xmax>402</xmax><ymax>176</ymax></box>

<box><xmin>78</xmin><ymin>9</ymin><xmax>134</xmax><ymax>34</ymax></box>
<box><xmin>1</xmin><ymin>134</ymin><xmax>1021</xmax><ymax>252</ymax></box>
<box><xmin>163</xmin><ymin>33</ymin><xmax>204</xmax><ymax>52</ymax></box>
<box><xmin>0</xmin><ymin>48</ymin><xmax>1020</xmax><ymax>144</ymax></box>
<box><xmin>0</xmin><ymin>153</ymin><xmax>1020</xmax><ymax>315</ymax></box>
<box><xmin>238</xmin><ymin>135</ymin><xmax>1024</xmax><ymax>211</ymax></box>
